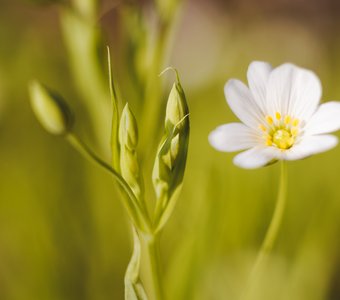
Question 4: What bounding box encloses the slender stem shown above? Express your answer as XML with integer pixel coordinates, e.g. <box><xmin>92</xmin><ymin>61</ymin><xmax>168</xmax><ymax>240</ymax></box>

<box><xmin>61</xmin><ymin>5</ymin><xmax>110</xmax><ymax>152</ymax></box>
<box><xmin>143</xmin><ymin>233</ymin><xmax>163</xmax><ymax>300</ymax></box>
<box><xmin>253</xmin><ymin>160</ymin><xmax>288</xmax><ymax>273</ymax></box>
<box><xmin>66</xmin><ymin>133</ymin><xmax>152</xmax><ymax>233</ymax></box>
<box><xmin>241</xmin><ymin>162</ymin><xmax>288</xmax><ymax>300</ymax></box>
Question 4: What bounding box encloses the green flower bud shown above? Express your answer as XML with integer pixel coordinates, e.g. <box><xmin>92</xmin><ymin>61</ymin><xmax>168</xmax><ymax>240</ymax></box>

<box><xmin>165</xmin><ymin>82</ymin><xmax>188</xmax><ymax>130</ymax></box>
<box><xmin>152</xmin><ymin>74</ymin><xmax>190</xmax><ymax>230</ymax></box>
<box><xmin>153</xmin><ymin>80</ymin><xmax>189</xmax><ymax>193</ymax></box>
<box><xmin>119</xmin><ymin>104</ymin><xmax>143</xmax><ymax>199</ymax></box>
<box><xmin>29</xmin><ymin>81</ymin><xmax>73</xmax><ymax>135</ymax></box>
<box><xmin>119</xmin><ymin>104</ymin><xmax>138</xmax><ymax>151</ymax></box>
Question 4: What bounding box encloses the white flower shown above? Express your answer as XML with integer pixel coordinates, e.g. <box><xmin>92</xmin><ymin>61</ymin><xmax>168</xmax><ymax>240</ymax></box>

<box><xmin>209</xmin><ymin>62</ymin><xmax>340</xmax><ymax>169</ymax></box>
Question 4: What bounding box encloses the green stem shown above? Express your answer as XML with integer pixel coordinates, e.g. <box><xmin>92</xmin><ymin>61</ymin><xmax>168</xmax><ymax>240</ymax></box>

<box><xmin>60</xmin><ymin>6</ymin><xmax>110</xmax><ymax>153</ymax></box>
<box><xmin>253</xmin><ymin>161</ymin><xmax>288</xmax><ymax>273</ymax></box>
<box><xmin>241</xmin><ymin>162</ymin><xmax>288</xmax><ymax>300</ymax></box>
<box><xmin>66</xmin><ymin>133</ymin><xmax>152</xmax><ymax>233</ymax></box>
<box><xmin>143</xmin><ymin>233</ymin><xmax>163</xmax><ymax>300</ymax></box>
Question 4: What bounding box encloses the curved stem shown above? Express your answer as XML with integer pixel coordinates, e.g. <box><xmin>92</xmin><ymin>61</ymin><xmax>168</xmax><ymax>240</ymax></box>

<box><xmin>253</xmin><ymin>161</ymin><xmax>288</xmax><ymax>272</ymax></box>
<box><xmin>66</xmin><ymin>133</ymin><xmax>152</xmax><ymax>233</ymax></box>
<box><xmin>241</xmin><ymin>162</ymin><xmax>288</xmax><ymax>300</ymax></box>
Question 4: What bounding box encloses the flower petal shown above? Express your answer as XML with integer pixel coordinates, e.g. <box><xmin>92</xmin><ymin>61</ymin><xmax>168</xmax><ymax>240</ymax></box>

<box><xmin>284</xmin><ymin>134</ymin><xmax>338</xmax><ymax>160</ymax></box>
<box><xmin>209</xmin><ymin>123</ymin><xmax>260</xmax><ymax>152</ymax></box>
<box><xmin>224</xmin><ymin>79</ymin><xmax>264</xmax><ymax>129</ymax></box>
<box><xmin>266</xmin><ymin>63</ymin><xmax>321</xmax><ymax>121</ymax></box>
<box><xmin>247</xmin><ymin>61</ymin><xmax>272</xmax><ymax>114</ymax></box>
<box><xmin>233</xmin><ymin>146</ymin><xmax>278</xmax><ymax>169</ymax></box>
<box><xmin>304</xmin><ymin>101</ymin><xmax>340</xmax><ymax>135</ymax></box>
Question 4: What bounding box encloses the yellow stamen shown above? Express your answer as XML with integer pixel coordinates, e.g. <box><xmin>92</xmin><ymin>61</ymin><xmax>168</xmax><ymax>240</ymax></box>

<box><xmin>292</xmin><ymin>118</ymin><xmax>299</xmax><ymax>127</ymax></box>
<box><xmin>273</xmin><ymin>129</ymin><xmax>294</xmax><ymax>149</ymax></box>
<box><xmin>291</xmin><ymin>128</ymin><xmax>298</xmax><ymax>137</ymax></box>
<box><xmin>284</xmin><ymin>115</ymin><xmax>291</xmax><ymax>125</ymax></box>
<box><xmin>266</xmin><ymin>138</ymin><xmax>273</xmax><ymax>146</ymax></box>
<box><xmin>288</xmin><ymin>137</ymin><xmax>294</xmax><ymax>145</ymax></box>
<box><xmin>266</xmin><ymin>115</ymin><xmax>273</xmax><ymax>125</ymax></box>
<box><xmin>260</xmin><ymin>112</ymin><xmax>299</xmax><ymax>149</ymax></box>
<box><xmin>259</xmin><ymin>124</ymin><xmax>267</xmax><ymax>131</ymax></box>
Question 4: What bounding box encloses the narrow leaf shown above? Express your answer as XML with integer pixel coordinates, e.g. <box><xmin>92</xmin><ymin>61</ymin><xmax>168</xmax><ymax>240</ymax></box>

<box><xmin>107</xmin><ymin>46</ymin><xmax>121</xmax><ymax>172</ymax></box>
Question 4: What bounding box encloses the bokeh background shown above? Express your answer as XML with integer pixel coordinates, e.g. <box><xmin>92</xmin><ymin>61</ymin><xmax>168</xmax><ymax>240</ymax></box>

<box><xmin>2</xmin><ymin>0</ymin><xmax>340</xmax><ymax>299</ymax></box>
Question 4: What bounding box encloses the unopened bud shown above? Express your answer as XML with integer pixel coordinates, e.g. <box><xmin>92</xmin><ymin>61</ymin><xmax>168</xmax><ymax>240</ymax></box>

<box><xmin>153</xmin><ymin>76</ymin><xmax>189</xmax><ymax>199</ymax></box>
<box><xmin>29</xmin><ymin>81</ymin><xmax>73</xmax><ymax>135</ymax></box>
<box><xmin>165</xmin><ymin>82</ymin><xmax>188</xmax><ymax>130</ymax></box>
<box><xmin>119</xmin><ymin>104</ymin><xmax>143</xmax><ymax>199</ymax></box>
<box><xmin>119</xmin><ymin>104</ymin><xmax>138</xmax><ymax>151</ymax></box>
<box><xmin>152</xmin><ymin>73</ymin><xmax>190</xmax><ymax>230</ymax></box>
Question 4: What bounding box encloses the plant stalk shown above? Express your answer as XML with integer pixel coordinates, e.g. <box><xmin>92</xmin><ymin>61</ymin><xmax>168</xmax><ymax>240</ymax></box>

<box><xmin>241</xmin><ymin>162</ymin><xmax>288</xmax><ymax>300</ymax></box>
<box><xmin>143</xmin><ymin>233</ymin><xmax>163</xmax><ymax>300</ymax></box>
<box><xmin>66</xmin><ymin>134</ymin><xmax>152</xmax><ymax>233</ymax></box>
<box><xmin>253</xmin><ymin>160</ymin><xmax>288</xmax><ymax>273</ymax></box>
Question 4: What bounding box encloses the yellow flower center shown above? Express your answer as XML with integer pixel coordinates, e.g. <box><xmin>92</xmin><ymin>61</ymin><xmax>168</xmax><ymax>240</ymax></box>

<box><xmin>272</xmin><ymin>129</ymin><xmax>294</xmax><ymax>149</ymax></box>
<box><xmin>259</xmin><ymin>112</ymin><xmax>300</xmax><ymax>150</ymax></box>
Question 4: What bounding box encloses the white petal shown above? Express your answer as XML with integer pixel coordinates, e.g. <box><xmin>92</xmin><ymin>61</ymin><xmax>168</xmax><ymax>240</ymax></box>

<box><xmin>224</xmin><ymin>79</ymin><xmax>264</xmax><ymax>129</ymax></box>
<box><xmin>233</xmin><ymin>146</ymin><xmax>278</xmax><ymax>169</ymax></box>
<box><xmin>284</xmin><ymin>134</ymin><xmax>338</xmax><ymax>160</ymax></box>
<box><xmin>247</xmin><ymin>61</ymin><xmax>272</xmax><ymax>114</ymax></box>
<box><xmin>209</xmin><ymin>123</ymin><xmax>260</xmax><ymax>152</ymax></box>
<box><xmin>266</xmin><ymin>63</ymin><xmax>321</xmax><ymax>121</ymax></box>
<box><xmin>304</xmin><ymin>101</ymin><xmax>340</xmax><ymax>135</ymax></box>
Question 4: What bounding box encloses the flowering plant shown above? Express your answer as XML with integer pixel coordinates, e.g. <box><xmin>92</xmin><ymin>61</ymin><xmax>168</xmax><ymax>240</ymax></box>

<box><xmin>210</xmin><ymin>62</ymin><xmax>340</xmax><ymax>169</ymax></box>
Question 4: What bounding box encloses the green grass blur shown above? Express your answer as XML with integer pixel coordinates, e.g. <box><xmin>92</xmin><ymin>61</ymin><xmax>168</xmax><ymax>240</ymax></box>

<box><xmin>1</xmin><ymin>0</ymin><xmax>340</xmax><ymax>299</ymax></box>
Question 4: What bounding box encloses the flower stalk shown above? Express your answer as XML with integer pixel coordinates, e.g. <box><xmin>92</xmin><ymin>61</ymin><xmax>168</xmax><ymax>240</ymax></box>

<box><xmin>143</xmin><ymin>233</ymin><xmax>163</xmax><ymax>300</ymax></box>
<box><xmin>241</xmin><ymin>162</ymin><xmax>287</xmax><ymax>300</ymax></box>
<box><xmin>65</xmin><ymin>133</ymin><xmax>152</xmax><ymax>234</ymax></box>
<box><xmin>252</xmin><ymin>161</ymin><xmax>287</xmax><ymax>274</ymax></box>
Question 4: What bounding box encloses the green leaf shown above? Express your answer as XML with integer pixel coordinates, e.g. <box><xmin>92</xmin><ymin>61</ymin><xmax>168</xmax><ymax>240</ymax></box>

<box><xmin>125</xmin><ymin>228</ymin><xmax>149</xmax><ymax>300</ymax></box>
<box><xmin>107</xmin><ymin>47</ymin><xmax>121</xmax><ymax>172</ymax></box>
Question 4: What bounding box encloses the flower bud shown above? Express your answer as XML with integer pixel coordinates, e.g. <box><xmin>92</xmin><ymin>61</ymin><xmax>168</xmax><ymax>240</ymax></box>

<box><xmin>152</xmin><ymin>76</ymin><xmax>190</xmax><ymax>230</ymax></box>
<box><xmin>119</xmin><ymin>104</ymin><xmax>138</xmax><ymax>151</ymax></box>
<box><xmin>165</xmin><ymin>82</ymin><xmax>188</xmax><ymax>130</ymax></box>
<box><xmin>29</xmin><ymin>81</ymin><xmax>73</xmax><ymax>135</ymax></box>
<box><xmin>119</xmin><ymin>104</ymin><xmax>143</xmax><ymax>199</ymax></box>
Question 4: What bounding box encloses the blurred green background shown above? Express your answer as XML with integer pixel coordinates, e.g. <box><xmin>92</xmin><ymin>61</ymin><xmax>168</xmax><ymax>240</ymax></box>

<box><xmin>2</xmin><ymin>0</ymin><xmax>340</xmax><ymax>299</ymax></box>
